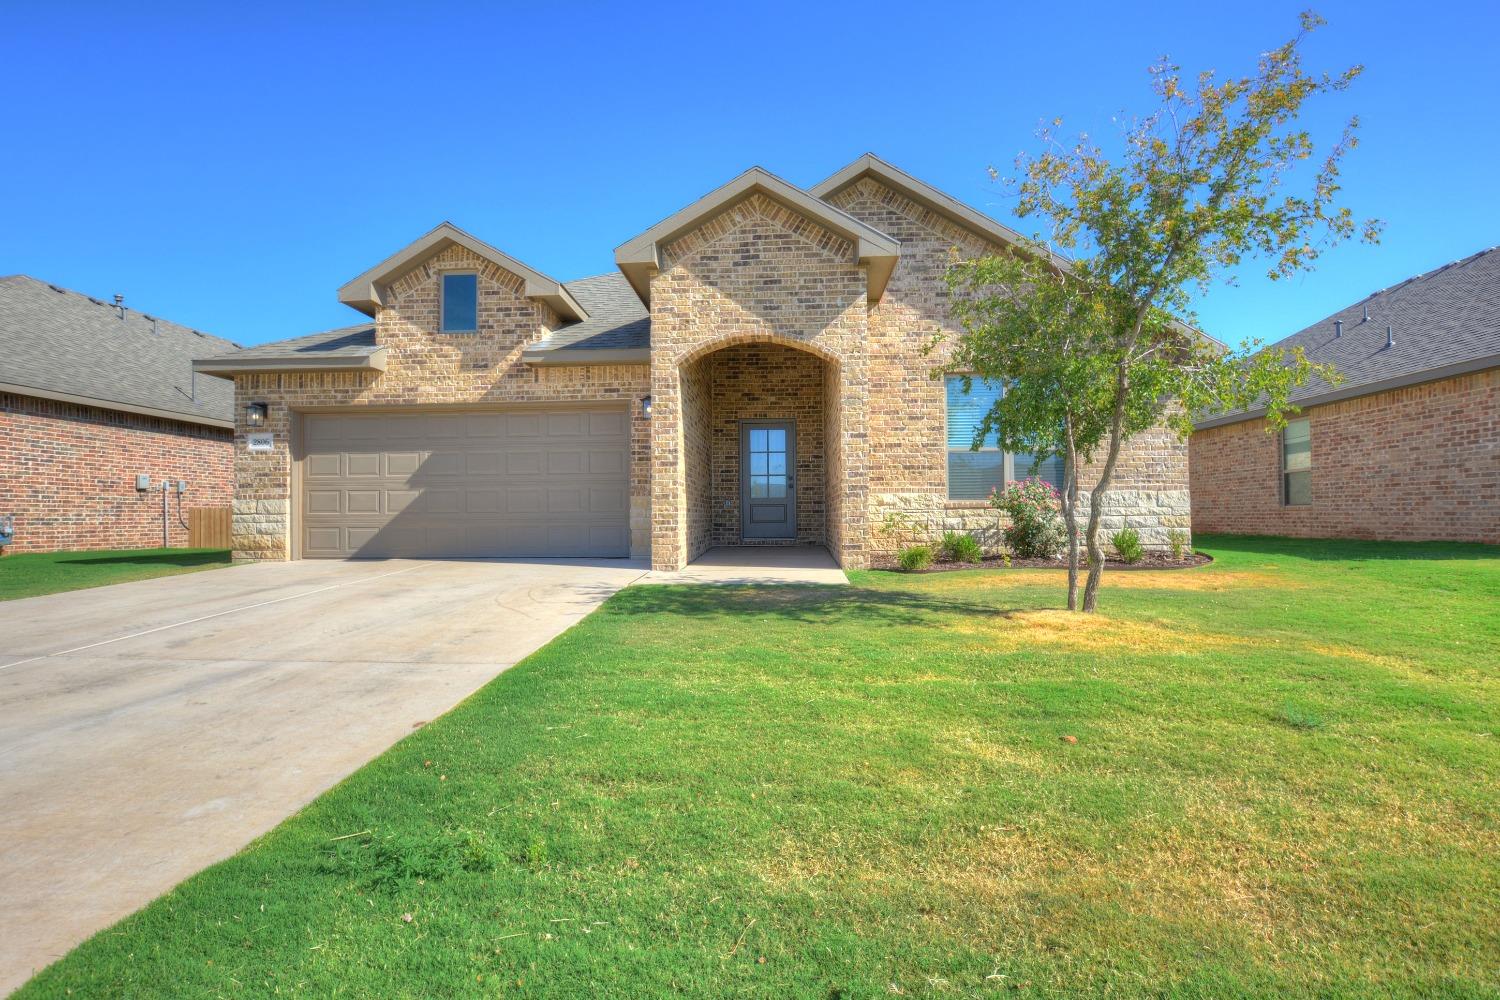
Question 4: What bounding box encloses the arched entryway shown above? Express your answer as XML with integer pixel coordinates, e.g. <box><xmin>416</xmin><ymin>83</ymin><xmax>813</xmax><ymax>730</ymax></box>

<box><xmin>651</xmin><ymin>335</ymin><xmax>867</xmax><ymax>570</ymax></box>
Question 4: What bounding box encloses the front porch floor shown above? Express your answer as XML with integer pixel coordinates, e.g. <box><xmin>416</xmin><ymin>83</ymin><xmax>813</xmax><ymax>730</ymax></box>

<box><xmin>634</xmin><ymin>545</ymin><xmax>848</xmax><ymax>586</ymax></box>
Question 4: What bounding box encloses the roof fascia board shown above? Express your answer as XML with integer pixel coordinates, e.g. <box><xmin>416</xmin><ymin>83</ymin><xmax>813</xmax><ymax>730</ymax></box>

<box><xmin>1192</xmin><ymin>351</ymin><xmax>1500</xmax><ymax>430</ymax></box>
<box><xmin>0</xmin><ymin>380</ymin><xmax>234</xmax><ymax>430</ymax></box>
<box><xmin>614</xmin><ymin>167</ymin><xmax>901</xmax><ymax>305</ymax></box>
<box><xmin>191</xmin><ymin>347</ymin><xmax>389</xmax><ymax>377</ymax></box>
<box><xmin>520</xmin><ymin>347</ymin><xmax>651</xmax><ymax>366</ymax></box>
<box><xmin>337</xmin><ymin>224</ymin><xmax>586</xmax><ymax>322</ymax></box>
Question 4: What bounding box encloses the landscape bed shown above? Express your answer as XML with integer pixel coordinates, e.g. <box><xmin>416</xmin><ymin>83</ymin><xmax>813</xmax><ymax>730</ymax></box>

<box><xmin>16</xmin><ymin>534</ymin><xmax>1499</xmax><ymax>998</ymax></box>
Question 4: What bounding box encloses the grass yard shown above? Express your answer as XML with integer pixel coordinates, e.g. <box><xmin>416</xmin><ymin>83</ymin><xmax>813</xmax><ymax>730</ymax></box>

<box><xmin>0</xmin><ymin>547</ymin><xmax>232</xmax><ymax>601</ymax></box>
<box><xmin>18</xmin><ymin>536</ymin><xmax>1499</xmax><ymax>998</ymax></box>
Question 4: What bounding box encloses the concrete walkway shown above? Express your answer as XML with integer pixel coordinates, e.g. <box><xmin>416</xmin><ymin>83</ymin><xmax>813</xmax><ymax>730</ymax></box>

<box><xmin>636</xmin><ymin>545</ymin><xmax>849</xmax><ymax>585</ymax></box>
<box><xmin>0</xmin><ymin>556</ymin><xmax>646</xmax><ymax>994</ymax></box>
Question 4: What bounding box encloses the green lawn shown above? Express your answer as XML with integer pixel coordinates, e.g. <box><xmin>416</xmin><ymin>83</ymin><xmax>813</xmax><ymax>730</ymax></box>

<box><xmin>0</xmin><ymin>547</ymin><xmax>233</xmax><ymax>601</ymax></box>
<box><xmin>18</xmin><ymin>536</ymin><xmax>1499</xmax><ymax>998</ymax></box>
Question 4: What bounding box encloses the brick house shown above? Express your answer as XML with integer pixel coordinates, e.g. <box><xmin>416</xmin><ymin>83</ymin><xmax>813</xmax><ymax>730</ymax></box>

<box><xmin>195</xmin><ymin>155</ymin><xmax>1192</xmax><ymax>569</ymax></box>
<box><xmin>1191</xmin><ymin>246</ymin><xmax>1499</xmax><ymax>544</ymax></box>
<box><xmin>0</xmin><ymin>277</ymin><xmax>237</xmax><ymax>553</ymax></box>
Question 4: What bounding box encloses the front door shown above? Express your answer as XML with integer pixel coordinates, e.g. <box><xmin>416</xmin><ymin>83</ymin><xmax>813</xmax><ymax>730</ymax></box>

<box><xmin>740</xmin><ymin>421</ymin><xmax>796</xmax><ymax>539</ymax></box>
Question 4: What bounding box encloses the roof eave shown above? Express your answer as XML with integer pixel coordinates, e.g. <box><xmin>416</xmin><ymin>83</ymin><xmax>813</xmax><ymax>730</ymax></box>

<box><xmin>192</xmin><ymin>347</ymin><xmax>389</xmax><ymax>377</ymax></box>
<box><xmin>0</xmin><ymin>380</ymin><xmax>234</xmax><ymax>430</ymax></box>
<box><xmin>521</xmin><ymin>347</ymin><xmax>651</xmax><ymax>366</ymax></box>
<box><xmin>613</xmin><ymin>167</ymin><xmax>900</xmax><ymax>306</ymax></box>
<box><xmin>1192</xmin><ymin>351</ymin><xmax>1500</xmax><ymax>430</ymax></box>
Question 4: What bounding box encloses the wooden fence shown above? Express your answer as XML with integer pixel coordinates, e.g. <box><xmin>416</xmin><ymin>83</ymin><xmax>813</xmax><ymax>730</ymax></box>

<box><xmin>188</xmin><ymin>507</ymin><xmax>232</xmax><ymax>549</ymax></box>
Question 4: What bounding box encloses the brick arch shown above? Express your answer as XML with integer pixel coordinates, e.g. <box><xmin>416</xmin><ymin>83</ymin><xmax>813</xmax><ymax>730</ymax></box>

<box><xmin>675</xmin><ymin>332</ymin><xmax>843</xmax><ymax>371</ymax></box>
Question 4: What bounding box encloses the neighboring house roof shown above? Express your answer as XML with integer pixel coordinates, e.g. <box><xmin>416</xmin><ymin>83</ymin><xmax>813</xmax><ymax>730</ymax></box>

<box><xmin>0</xmin><ymin>275</ymin><xmax>238</xmax><ymax>428</ymax></box>
<box><xmin>1196</xmin><ymin>245</ymin><xmax>1500</xmax><ymax>430</ymax></box>
<box><xmin>193</xmin><ymin>324</ymin><xmax>384</xmax><ymax>376</ymax></box>
<box><xmin>523</xmin><ymin>272</ymin><xmax>650</xmax><ymax>365</ymax></box>
<box><xmin>615</xmin><ymin>166</ymin><xmax>902</xmax><ymax>305</ymax></box>
<box><xmin>337</xmin><ymin>222</ymin><xmax>587</xmax><ymax>323</ymax></box>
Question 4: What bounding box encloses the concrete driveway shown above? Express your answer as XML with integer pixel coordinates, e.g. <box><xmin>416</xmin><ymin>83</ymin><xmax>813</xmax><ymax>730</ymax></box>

<box><xmin>0</xmin><ymin>557</ymin><xmax>646</xmax><ymax>994</ymax></box>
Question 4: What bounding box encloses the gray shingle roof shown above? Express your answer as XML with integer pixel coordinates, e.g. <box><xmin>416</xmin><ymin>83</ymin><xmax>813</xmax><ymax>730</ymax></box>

<box><xmin>1197</xmin><ymin>246</ymin><xmax>1500</xmax><ymax>428</ymax></box>
<box><xmin>205</xmin><ymin>271</ymin><xmax>651</xmax><ymax>370</ymax></box>
<box><xmin>532</xmin><ymin>272</ymin><xmax>650</xmax><ymax>353</ymax></box>
<box><xmin>0</xmin><ymin>275</ymin><xmax>239</xmax><ymax>426</ymax></box>
<box><xmin>196</xmin><ymin>324</ymin><xmax>377</xmax><ymax>362</ymax></box>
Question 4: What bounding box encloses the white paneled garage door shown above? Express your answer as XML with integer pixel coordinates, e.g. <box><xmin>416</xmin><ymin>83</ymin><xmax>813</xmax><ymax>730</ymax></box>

<box><xmin>300</xmin><ymin>407</ymin><xmax>630</xmax><ymax>559</ymax></box>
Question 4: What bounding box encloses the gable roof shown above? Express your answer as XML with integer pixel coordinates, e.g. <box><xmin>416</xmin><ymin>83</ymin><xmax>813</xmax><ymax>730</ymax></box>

<box><xmin>1195</xmin><ymin>245</ymin><xmax>1500</xmax><ymax>430</ymax></box>
<box><xmin>614</xmin><ymin>166</ymin><xmax>901</xmax><ymax>305</ymax></box>
<box><xmin>337</xmin><ymin>222</ymin><xmax>586</xmax><ymax>322</ymax></box>
<box><xmin>0</xmin><ymin>275</ymin><xmax>238</xmax><ymax>428</ymax></box>
<box><xmin>810</xmin><ymin>153</ymin><xmax>1064</xmax><ymax>265</ymax></box>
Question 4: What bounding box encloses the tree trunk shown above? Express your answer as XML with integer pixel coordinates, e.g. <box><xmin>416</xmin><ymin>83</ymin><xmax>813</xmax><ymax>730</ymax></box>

<box><xmin>1063</xmin><ymin>439</ymin><xmax>1080</xmax><ymax>611</ymax></box>
<box><xmin>1082</xmin><ymin>366</ymin><xmax>1131</xmax><ymax>612</ymax></box>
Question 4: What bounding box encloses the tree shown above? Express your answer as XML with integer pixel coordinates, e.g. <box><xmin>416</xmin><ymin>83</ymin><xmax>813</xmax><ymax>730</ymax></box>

<box><xmin>940</xmin><ymin>11</ymin><xmax>1376</xmax><ymax>612</ymax></box>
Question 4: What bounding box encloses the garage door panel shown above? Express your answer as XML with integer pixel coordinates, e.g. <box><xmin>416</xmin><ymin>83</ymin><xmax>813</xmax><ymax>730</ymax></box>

<box><xmin>465</xmin><ymin>452</ymin><xmax>501</xmax><ymax>475</ymax></box>
<box><xmin>506</xmin><ymin>452</ymin><xmax>543</xmax><ymax>475</ymax></box>
<box><xmin>547</xmin><ymin>452</ymin><xmax>584</xmax><ymax>475</ymax></box>
<box><xmin>385</xmin><ymin>452</ymin><xmax>421</xmax><ymax>477</ymax></box>
<box><xmin>422</xmin><ymin>452</ymin><xmax>464</xmax><ymax>476</ymax></box>
<box><xmin>346</xmin><ymin>453</ymin><xmax>381</xmax><ymax>477</ymax></box>
<box><xmin>301</xmin><ymin>407</ymin><xmax>629</xmax><ymax>558</ymax></box>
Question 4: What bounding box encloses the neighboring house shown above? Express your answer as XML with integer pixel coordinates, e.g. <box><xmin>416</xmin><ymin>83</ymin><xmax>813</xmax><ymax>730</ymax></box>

<box><xmin>1191</xmin><ymin>246</ymin><xmax>1500</xmax><ymax>544</ymax></box>
<box><xmin>195</xmin><ymin>155</ymin><xmax>1191</xmax><ymax>569</ymax></box>
<box><xmin>0</xmin><ymin>276</ymin><xmax>238</xmax><ymax>553</ymax></box>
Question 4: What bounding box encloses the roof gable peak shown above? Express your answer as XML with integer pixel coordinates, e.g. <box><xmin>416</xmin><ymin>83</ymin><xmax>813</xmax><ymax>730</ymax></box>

<box><xmin>337</xmin><ymin>222</ymin><xmax>586</xmax><ymax>322</ymax></box>
<box><xmin>614</xmin><ymin>166</ymin><xmax>900</xmax><ymax>305</ymax></box>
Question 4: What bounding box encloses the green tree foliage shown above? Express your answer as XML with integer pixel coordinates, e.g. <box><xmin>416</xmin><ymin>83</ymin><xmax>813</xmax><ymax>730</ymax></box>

<box><xmin>941</xmin><ymin>11</ymin><xmax>1375</xmax><ymax>611</ymax></box>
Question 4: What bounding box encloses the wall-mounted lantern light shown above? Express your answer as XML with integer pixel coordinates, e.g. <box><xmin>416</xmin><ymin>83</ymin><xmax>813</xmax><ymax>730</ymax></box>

<box><xmin>245</xmin><ymin>401</ymin><xmax>269</xmax><ymax>427</ymax></box>
<box><xmin>641</xmin><ymin>395</ymin><xmax>653</xmax><ymax>420</ymax></box>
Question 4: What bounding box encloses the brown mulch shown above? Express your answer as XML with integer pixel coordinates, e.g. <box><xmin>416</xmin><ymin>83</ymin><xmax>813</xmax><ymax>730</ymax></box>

<box><xmin>882</xmin><ymin>551</ymin><xmax>1212</xmax><ymax>573</ymax></box>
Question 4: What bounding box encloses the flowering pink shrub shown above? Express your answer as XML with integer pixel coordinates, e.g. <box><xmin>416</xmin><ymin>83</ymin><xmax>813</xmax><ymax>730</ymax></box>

<box><xmin>989</xmin><ymin>478</ymin><xmax>1066</xmax><ymax>559</ymax></box>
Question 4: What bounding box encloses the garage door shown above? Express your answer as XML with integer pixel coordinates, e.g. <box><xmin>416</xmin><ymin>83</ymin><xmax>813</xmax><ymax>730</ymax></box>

<box><xmin>300</xmin><ymin>407</ymin><xmax>630</xmax><ymax>559</ymax></box>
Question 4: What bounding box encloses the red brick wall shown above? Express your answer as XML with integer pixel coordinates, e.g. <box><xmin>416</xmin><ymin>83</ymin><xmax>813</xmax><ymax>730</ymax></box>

<box><xmin>1189</xmin><ymin>368</ymin><xmax>1499</xmax><ymax>544</ymax></box>
<box><xmin>0</xmin><ymin>392</ymin><xmax>234</xmax><ymax>553</ymax></box>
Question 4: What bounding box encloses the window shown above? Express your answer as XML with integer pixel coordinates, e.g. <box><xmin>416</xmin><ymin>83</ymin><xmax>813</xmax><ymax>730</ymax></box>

<box><xmin>1282</xmin><ymin>417</ymin><xmax>1311</xmax><ymax>505</ymax></box>
<box><xmin>945</xmin><ymin>376</ymin><xmax>1065</xmax><ymax>500</ymax></box>
<box><xmin>440</xmin><ymin>272</ymin><xmax>478</xmax><ymax>332</ymax></box>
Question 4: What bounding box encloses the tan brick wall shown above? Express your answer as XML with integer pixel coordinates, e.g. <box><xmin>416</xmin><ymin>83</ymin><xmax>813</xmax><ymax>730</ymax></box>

<box><xmin>1190</xmin><ymin>368</ymin><xmax>1500</xmax><ymax>544</ymax></box>
<box><xmin>648</xmin><ymin>193</ymin><xmax>870</xmax><ymax>570</ymax></box>
<box><xmin>829</xmin><ymin>178</ymin><xmax>1191</xmax><ymax>557</ymax></box>
<box><xmin>1</xmin><ymin>392</ymin><xmax>232</xmax><ymax>553</ymax></box>
<box><xmin>227</xmin><ymin>243</ymin><xmax>649</xmax><ymax>561</ymax></box>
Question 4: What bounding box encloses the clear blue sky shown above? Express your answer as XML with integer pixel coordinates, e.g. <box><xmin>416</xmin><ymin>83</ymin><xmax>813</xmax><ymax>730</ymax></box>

<box><xmin>2</xmin><ymin>1</ymin><xmax>1493</xmax><ymax>349</ymax></box>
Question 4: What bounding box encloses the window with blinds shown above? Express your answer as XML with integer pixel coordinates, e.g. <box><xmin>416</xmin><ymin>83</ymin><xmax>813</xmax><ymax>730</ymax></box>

<box><xmin>1282</xmin><ymin>417</ymin><xmax>1311</xmax><ymax>505</ymax></box>
<box><xmin>945</xmin><ymin>376</ymin><xmax>1065</xmax><ymax>500</ymax></box>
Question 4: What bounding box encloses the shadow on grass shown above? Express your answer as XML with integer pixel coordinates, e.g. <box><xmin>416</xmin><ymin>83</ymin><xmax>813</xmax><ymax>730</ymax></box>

<box><xmin>55</xmin><ymin>549</ymin><xmax>230</xmax><ymax>568</ymax></box>
<box><xmin>1197</xmin><ymin>533</ymin><xmax>1498</xmax><ymax>562</ymax></box>
<box><xmin>612</xmin><ymin>581</ymin><xmax>1040</xmax><ymax>628</ymax></box>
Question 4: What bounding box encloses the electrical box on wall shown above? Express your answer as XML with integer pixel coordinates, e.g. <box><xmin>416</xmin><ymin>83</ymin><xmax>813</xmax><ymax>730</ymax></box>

<box><xmin>176</xmin><ymin>480</ymin><xmax>188</xmax><ymax>494</ymax></box>
<box><xmin>135</xmin><ymin>474</ymin><xmax>151</xmax><ymax>491</ymax></box>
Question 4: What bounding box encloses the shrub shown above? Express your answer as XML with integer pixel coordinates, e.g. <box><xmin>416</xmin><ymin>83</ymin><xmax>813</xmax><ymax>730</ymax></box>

<box><xmin>1167</xmin><ymin>527</ymin><xmax>1188</xmax><ymax>561</ymax></box>
<box><xmin>1111</xmin><ymin>527</ymin><xmax>1144</xmax><ymax>564</ymax></box>
<box><xmin>990</xmin><ymin>479</ymin><xmax>1066</xmax><ymax>559</ymax></box>
<box><xmin>938</xmin><ymin>531</ymin><xmax>983</xmax><ymax>564</ymax></box>
<box><xmin>897</xmin><ymin>544</ymin><xmax>934</xmax><ymax>572</ymax></box>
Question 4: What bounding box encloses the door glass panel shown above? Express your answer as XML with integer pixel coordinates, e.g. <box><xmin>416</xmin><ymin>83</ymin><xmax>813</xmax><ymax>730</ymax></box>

<box><xmin>767</xmin><ymin>481</ymin><xmax>786</xmax><ymax>498</ymax></box>
<box><xmin>751</xmin><ymin>453</ymin><xmax>768</xmax><ymax>474</ymax></box>
<box><xmin>751</xmin><ymin>478</ymin><xmax>768</xmax><ymax>498</ymax></box>
<box><xmin>750</xmin><ymin>429</ymin><xmax>767</xmax><ymax>451</ymax></box>
<box><xmin>768</xmin><ymin>453</ymin><xmax>786</xmax><ymax>474</ymax></box>
<box><xmin>768</xmin><ymin>429</ymin><xmax>786</xmax><ymax>451</ymax></box>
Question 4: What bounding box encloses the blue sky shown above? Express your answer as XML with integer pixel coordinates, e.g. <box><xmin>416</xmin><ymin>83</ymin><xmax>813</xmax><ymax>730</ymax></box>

<box><xmin>1</xmin><ymin>1</ymin><xmax>1493</xmax><ymax>349</ymax></box>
